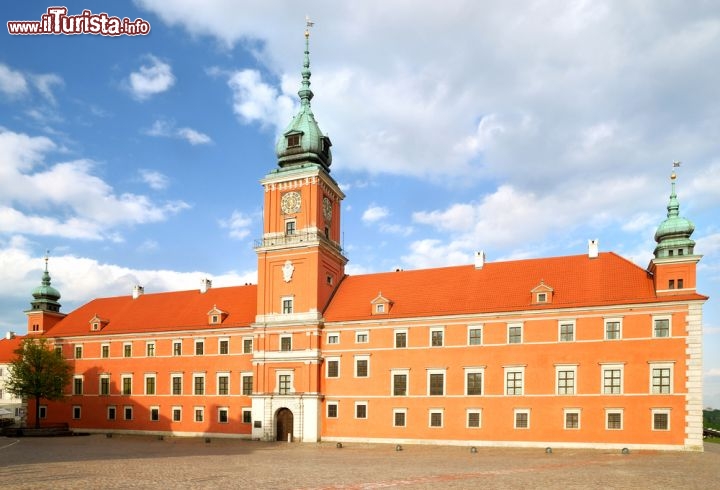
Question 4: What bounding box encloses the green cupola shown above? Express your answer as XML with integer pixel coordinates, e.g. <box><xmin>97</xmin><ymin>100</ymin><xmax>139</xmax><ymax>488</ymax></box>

<box><xmin>653</xmin><ymin>171</ymin><xmax>695</xmax><ymax>259</ymax></box>
<box><xmin>30</xmin><ymin>254</ymin><xmax>62</xmax><ymax>313</ymax></box>
<box><xmin>274</xmin><ymin>24</ymin><xmax>332</xmax><ymax>171</ymax></box>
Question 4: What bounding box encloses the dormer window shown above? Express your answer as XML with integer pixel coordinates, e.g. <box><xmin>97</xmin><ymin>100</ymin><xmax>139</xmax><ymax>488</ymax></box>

<box><xmin>287</xmin><ymin>134</ymin><xmax>301</xmax><ymax>147</ymax></box>
<box><xmin>376</xmin><ymin>304</ymin><xmax>384</xmax><ymax>313</ymax></box>
<box><xmin>370</xmin><ymin>292</ymin><xmax>391</xmax><ymax>315</ymax></box>
<box><xmin>89</xmin><ymin>314</ymin><xmax>109</xmax><ymax>332</ymax></box>
<box><xmin>537</xmin><ymin>293</ymin><xmax>547</xmax><ymax>303</ymax></box>
<box><xmin>530</xmin><ymin>281</ymin><xmax>554</xmax><ymax>304</ymax></box>
<box><xmin>207</xmin><ymin>305</ymin><xmax>227</xmax><ymax>325</ymax></box>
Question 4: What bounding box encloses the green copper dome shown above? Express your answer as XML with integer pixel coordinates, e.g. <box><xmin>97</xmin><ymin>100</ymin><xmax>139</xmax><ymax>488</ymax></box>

<box><xmin>653</xmin><ymin>172</ymin><xmax>695</xmax><ymax>259</ymax></box>
<box><xmin>29</xmin><ymin>256</ymin><xmax>62</xmax><ymax>313</ymax></box>
<box><xmin>275</xmin><ymin>27</ymin><xmax>332</xmax><ymax>171</ymax></box>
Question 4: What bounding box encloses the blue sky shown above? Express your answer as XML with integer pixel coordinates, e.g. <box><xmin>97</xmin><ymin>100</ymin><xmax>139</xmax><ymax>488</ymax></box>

<box><xmin>1</xmin><ymin>1</ymin><xmax>719</xmax><ymax>405</ymax></box>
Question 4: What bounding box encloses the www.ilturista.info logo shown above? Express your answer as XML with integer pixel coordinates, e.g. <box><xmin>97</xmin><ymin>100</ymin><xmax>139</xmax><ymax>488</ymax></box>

<box><xmin>7</xmin><ymin>7</ymin><xmax>151</xmax><ymax>36</ymax></box>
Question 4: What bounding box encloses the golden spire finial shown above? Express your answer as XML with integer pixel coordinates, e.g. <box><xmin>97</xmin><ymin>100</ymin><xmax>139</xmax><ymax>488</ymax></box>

<box><xmin>305</xmin><ymin>15</ymin><xmax>314</xmax><ymax>38</ymax></box>
<box><xmin>671</xmin><ymin>160</ymin><xmax>681</xmax><ymax>180</ymax></box>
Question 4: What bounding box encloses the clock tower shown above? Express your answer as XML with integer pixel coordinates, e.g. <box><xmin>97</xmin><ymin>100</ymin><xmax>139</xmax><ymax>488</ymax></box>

<box><xmin>251</xmin><ymin>21</ymin><xmax>347</xmax><ymax>442</ymax></box>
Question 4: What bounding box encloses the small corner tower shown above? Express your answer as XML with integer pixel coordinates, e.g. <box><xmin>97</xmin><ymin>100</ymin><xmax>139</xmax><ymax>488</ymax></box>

<box><xmin>25</xmin><ymin>253</ymin><xmax>66</xmax><ymax>334</ymax></box>
<box><xmin>649</xmin><ymin>165</ymin><xmax>701</xmax><ymax>295</ymax></box>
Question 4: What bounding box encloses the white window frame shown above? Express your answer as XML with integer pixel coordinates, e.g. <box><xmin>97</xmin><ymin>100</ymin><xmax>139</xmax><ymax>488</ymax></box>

<box><xmin>217</xmin><ymin>372</ymin><xmax>230</xmax><ymax>395</ymax></box>
<box><xmin>326</xmin><ymin>332</ymin><xmax>340</xmax><ymax>345</ymax></box>
<box><xmin>507</xmin><ymin>323</ymin><xmax>523</xmax><ymax>344</ymax></box>
<box><xmin>649</xmin><ymin>362</ymin><xmax>674</xmax><ymax>394</ymax></box>
<box><xmin>218</xmin><ymin>337</ymin><xmax>230</xmax><ymax>355</ymax></box>
<box><xmin>194</xmin><ymin>338</ymin><xmax>205</xmax><ymax>355</ymax></box>
<box><xmin>514</xmin><ymin>408</ymin><xmax>530</xmax><ymax>429</ymax></box>
<box><xmin>466</xmin><ymin>408</ymin><xmax>482</xmax><ymax>428</ymax></box>
<box><xmin>429</xmin><ymin>327</ymin><xmax>445</xmax><ymax>347</ymax></box>
<box><xmin>124</xmin><ymin>405</ymin><xmax>133</xmax><ymax>420</ymax></box>
<box><xmin>145</xmin><ymin>341</ymin><xmax>155</xmax><ymax>357</ymax></box>
<box><xmin>194</xmin><ymin>406</ymin><xmax>205</xmax><ymax>423</ymax></box>
<box><xmin>601</xmin><ymin>363</ymin><xmax>624</xmax><ymax>395</ymax></box>
<box><xmin>171</xmin><ymin>373</ymin><xmax>183</xmax><ymax>395</ymax></box>
<box><xmin>558</xmin><ymin>320</ymin><xmax>575</xmax><ymax>342</ymax></box>
<box><xmin>394</xmin><ymin>329</ymin><xmax>408</xmax><ymax>348</ymax></box>
<box><xmin>391</xmin><ymin>369</ymin><xmax>409</xmax><ymax>396</ymax></box>
<box><xmin>354</xmin><ymin>401</ymin><xmax>368</xmax><ymax>419</ymax></box>
<box><xmin>241</xmin><ymin>372</ymin><xmax>253</xmax><ymax>396</ymax></box>
<box><xmin>326</xmin><ymin>401</ymin><xmax>339</xmax><ymax>419</ymax></box>
<box><xmin>242</xmin><ymin>407</ymin><xmax>252</xmax><ymax>424</ymax></box>
<box><xmin>218</xmin><ymin>407</ymin><xmax>229</xmax><ymax>424</ymax></box>
<box><xmin>242</xmin><ymin>336</ymin><xmax>253</xmax><ymax>354</ymax></box>
<box><xmin>72</xmin><ymin>375</ymin><xmax>83</xmax><ymax>395</ymax></box>
<box><xmin>72</xmin><ymin>405</ymin><xmax>81</xmax><ymax>420</ymax></box>
<box><xmin>605</xmin><ymin>408</ymin><xmax>624</xmax><ymax>430</ymax></box>
<box><xmin>652</xmin><ymin>315</ymin><xmax>672</xmax><ymax>338</ymax></box>
<box><xmin>276</xmin><ymin>370</ymin><xmax>294</xmax><ymax>394</ymax></box>
<box><xmin>144</xmin><ymin>373</ymin><xmax>157</xmax><ymax>395</ymax></box>
<box><xmin>325</xmin><ymin>357</ymin><xmax>341</xmax><ymax>378</ymax></box>
<box><xmin>74</xmin><ymin>344</ymin><xmax>83</xmax><ymax>359</ymax></box>
<box><xmin>101</xmin><ymin>343</ymin><xmax>110</xmax><ymax>358</ymax></box>
<box><xmin>563</xmin><ymin>408</ymin><xmax>581</xmax><ymax>430</ymax></box>
<box><xmin>121</xmin><ymin>374</ymin><xmax>132</xmax><ymax>395</ymax></box>
<box><xmin>39</xmin><ymin>405</ymin><xmax>47</xmax><ymax>419</ymax></box>
<box><xmin>464</xmin><ymin>367</ymin><xmax>485</xmax><ymax>396</ymax></box>
<box><xmin>651</xmin><ymin>408</ymin><xmax>671</xmax><ymax>431</ymax></box>
<box><xmin>504</xmin><ymin>366</ymin><xmax>525</xmax><ymax>396</ymax></box>
<box><xmin>172</xmin><ymin>340</ymin><xmax>182</xmax><ymax>356</ymax></box>
<box><xmin>123</xmin><ymin>342</ymin><xmax>132</xmax><ymax>358</ymax></box>
<box><xmin>555</xmin><ymin>364</ymin><xmax>578</xmax><ymax>395</ymax></box>
<box><xmin>150</xmin><ymin>406</ymin><xmax>160</xmax><ymax>422</ymax></box>
<box><xmin>107</xmin><ymin>405</ymin><xmax>116</xmax><ymax>421</ymax></box>
<box><xmin>427</xmin><ymin>369</ymin><xmax>446</xmax><ymax>396</ymax></box>
<box><xmin>172</xmin><ymin>406</ymin><xmax>182</xmax><ymax>422</ymax></box>
<box><xmin>354</xmin><ymin>355</ymin><xmax>370</xmax><ymax>378</ymax></box>
<box><xmin>393</xmin><ymin>408</ymin><xmax>407</xmax><ymax>427</ymax></box>
<box><xmin>279</xmin><ymin>334</ymin><xmax>292</xmax><ymax>351</ymax></box>
<box><xmin>355</xmin><ymin>330</ymin><xmax>369</xmax><ymax>344</ymax></box>
<box><xmin>193</xmin><ymin>373</ymin><xmax>206</xmax><ymax>395</ymax></box>
<box><xmin>467</xmin><ymin>325</ymin><xmax>483</xmax><ymax>346</ymax></box>
<box><xmin>281</xmin><ymin>295</ymin><xmax>294</xmax><ymax>314</ymax></box>
<box><xmin>99</xmin><ymin>374</ymin><xmax>110</xmax><ymax>396</ymax></box>
<box><xmin>428</xmin><ymin>409</ymin><xmax>444</xmax><ymax>428</ymax></box>
<box><xmin>604</xmin><ymin>317</ymin><xmax>623</xmax><ymax>340</ymax></box>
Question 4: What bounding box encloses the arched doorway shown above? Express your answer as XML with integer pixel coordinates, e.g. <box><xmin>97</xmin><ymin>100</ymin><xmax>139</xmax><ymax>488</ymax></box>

<box><xmin>276</xmin><ymin>408</ymin><xmax>294</xmax><ymax>441</ymax></box>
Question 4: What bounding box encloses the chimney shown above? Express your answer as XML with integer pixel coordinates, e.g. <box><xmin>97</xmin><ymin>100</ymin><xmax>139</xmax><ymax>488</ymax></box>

<box><xmin>132</xmin><ymin>285</ymin><xmax>144</xmax><ymax>299</ymax></box>
<box><xmin>200</xmin><ymin>278</ymin><xmax>212</xmax><ymax>294</ymax></box>
<box><xmin>588</xmin><ymin>239</ymin><xmax>599</xmax><ymax>259</ymax></box>
<box><xmin>474</xmin><ymin>251</ymin><xmax>486</xmax><ymax>269</ymax></box>
<box><xmin>5</xmin><ymin>331</ymin><xmax>15</xmax><ymax>340</ymax></box>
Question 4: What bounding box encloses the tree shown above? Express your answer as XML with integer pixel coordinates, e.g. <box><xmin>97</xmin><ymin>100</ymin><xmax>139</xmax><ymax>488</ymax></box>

<box><xmin>6</xmin><ymin>337</ymin><xmax>72</xmax><ymax>428</ymax></box>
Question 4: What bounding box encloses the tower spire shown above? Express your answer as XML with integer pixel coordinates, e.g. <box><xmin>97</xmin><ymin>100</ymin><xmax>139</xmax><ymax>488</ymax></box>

<box><xmin>653</xmin><ymin>162</ymin><xmax>695</xmax><ymax>258</ymax></box>
<box><xmin>299</xmin><ymin>16</ymin><xmax>314</xmax><ymax>107</ymax></box>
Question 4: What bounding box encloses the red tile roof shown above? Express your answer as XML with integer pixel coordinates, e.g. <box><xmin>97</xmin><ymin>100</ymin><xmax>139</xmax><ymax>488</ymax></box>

<box><xmin>46</xmin><ymin>285</ymin><xmax>257</xmax><ymax>337</ymax></box>
<box><xmin>324</xmin><ymin>252</ymin><xmax>706</xmax><ymax>322</ymax></box>
<box><xmin>0</xmin><ymin>336</ymin><xmax>24</xmax><ymax>362</ymax></box>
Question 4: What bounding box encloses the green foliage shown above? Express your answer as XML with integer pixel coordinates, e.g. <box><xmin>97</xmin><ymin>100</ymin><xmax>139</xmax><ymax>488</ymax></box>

<box><xmin>703</xmin><ymin>409</ymin><xmax>720</xmax><ymax>430</ymax></box>
<box><xmin>6</xmin><ymin>337</ymin><xmax>72</xmax><ymax>427</ymax></box>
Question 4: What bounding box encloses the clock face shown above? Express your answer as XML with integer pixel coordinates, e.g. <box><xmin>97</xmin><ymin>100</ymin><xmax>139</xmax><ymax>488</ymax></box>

<box><xmin>281</xmin><ymin>191</ymin><xmax>301</xmax><ymax>214</ymax></box>
<box><xmin>322</xmin><ymin>196</ymin><xmax>332</xmax><ymax>221</ymax></box>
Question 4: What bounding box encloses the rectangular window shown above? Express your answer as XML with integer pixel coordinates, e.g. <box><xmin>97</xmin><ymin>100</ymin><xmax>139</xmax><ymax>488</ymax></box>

<box><xmin>327</xmin><ymin>333</ymin><xmax>339</xmax><ymax>345</ymax></box>
<box><xmin>195</xmin><ymin>340</ymin><xmax>204</xmax><ymax>355</ymax></box>
<box><xmin>73</xmin><ymin>377</ymin><xmax>83</xmax><ymax>395</ymax></box>
<box><xmin>124</xmin><ymin>406</ymin><xmax>133</xmax><ymax>420</ymax></box>
<box><xmin>242</xmin><ymin>408</ymin><xmax>252</xmax><ymax>424</ymax></box>
<box><xmin>467</xmin><ymin>409</ymin><xmax>482</xmax><ymax>428</ymax></box>
<box><xmin>429</xmin><ymin>410</ymin><xmax>443</xmax><ymax>428</ymax></box>
<box><xmin>602</xmin><ymin>366</ymin><xmax>623</xmax><ymax>394</ymax></box>
<box><xmin>326</xmin><ymin>359</ymin><xmax>340</xmax><ymax>378</ymax></box>
<box><xmin>219</xmin><ymin>339</ymin><xmax>229</xmax><ymax>355</ymax></box>
<box><xmin>355</xmin><ymin>402</ymin><xmax>367</xmax><ymax>419</ymax></box>
<box><xmin>606</xmin><ymin>410</ymin><xmax>623</xmax><ymax>430</ymax></box>
<box><xmin>430</xmin><ymin>328</ymin><xmax>444</xmax><ymax>347</ymax></box>
<box><xmin>145</xmin><ymin>375</ymin><xmax>156</xmax><ymax>395</ymax></box>
<box><xmin>327</xmin><ymin>402</ymin><xmax>338</xmax><ymax>418</ymax></box>
<box><xmin>101</xmin><ymin>344</ymin><xmax>110</xmax><ymax>358</ymax></box>
<box><xmin>468</xmin><ymin>326</ymin><xmax>483</xmax><ymax>345</ymax></box>
<box><xmin>651</xmin><ymin>365</ymin><xmax>673</xmax><ymax>394</ymax></box>
<box><xmin>355</xmin><ymin>356</ymin><xmax>369</xmax><ymax>378</ymax></box>
<box><xmin>280</xmin><ymin>335</ymin><xmax>292</xmax><ymax>351</ymax></box>
<box><xmin>653</xmin><ymin>318</ymin><xmax>670</xmax><ymax>338</ymax></box>
<box><xmin>123</xmin><ymin>343</ymin><xmax>132</xmax><ymax>357</ymax></box>
<box><xmin>172</xmin><ymin>407</ymin><xmax>182</xmax><ymax>422</ymax></box>
<box><xmin>394</xmin><ymin>330</ymin><xmax>407</xmax><ymax>348</ymax></box>
<box><xmin>218</xmin><ymin>407</ymin><xmax>229</xmax><ymax>423</ymax></box>
<box><xmin>392</xmin><ymin>409</ymin><xmax>406</xmax><ymax>428</ymax></box>
<box><xmin>74</xmin><ymin>345</ymin><xmax>82</xmax><ymax>359</ymax></box>
<box><xmin>514</xmin><ymin>409</ymin><xmax>530</xmax><ymax>429</ymax></box>
<box><xmin>173</xmin><ymin>340</ymin><xmax>182</xmax><ymax>356</ymax></box>
<box><xmin>241</xmin><ymin>374</ymin><xmax>253</xmax><ymax>395</ymax></box>
<box><xmin>669</xmin><ymin>279</ymin><xmax>675</xmax><ymax>289</ymax></box>
<box><xmin>278</xmin><ymin>374</ymin><xmax>292</xmax><ymax>394</ymax></box>
<box><xmin>217</xmin><ymin>375</ymin><xmax>229</xmax><ymax>395</ymax></box>
<box><xmin>39</xmin><ymin>405</ymin><xmax>47</xmax><ymax>419</ymax></box>
<box><xmin>508</xmin><ymin>324</ymin><xmax>523</xmax><ymax>344</ymax></box>
<box><xmin>564</xmin><ymin>409</ymin><xmax>580</xmax><ymax>429</ymax></box>
<box><xmin>172</xmin><ymin>375</ymin><xmax>182</xmax><ymax>395</ymax></box>
<box><xmin>122</xmin><ymin>376</ymin><xmax>132</xmax><ymax>395</ymax></box>
<box><xmin>428</xmin><ymin>371</ymin><xmax>445</xmax><ymax>396</ymax></box>
<box><xmin>146</xmin><ymin>342</ymin><xmax>155</xmax><ymax>357</ymax></box>
<box><xmin>195</xmin><ymin>407</ymin><xmax>204</xmax><ymax>423</ymax></box>
<box><xmin>107</xmin><ymin>406</ymin><xmax>116</xmax><ymax>421</ymax></box>
<box><xmin>505</xmin><ymin>368</ymin><xmax>524</xmax><ymax>395</ymax></box>
<box><xmin>355</xmin><ymin>331</ymin><xmax>369</xmax><ymax>343</ymax></box>
<box><xmin>652</xmin><ymin>410</ymin><xmax>670</xmax><ymax>431</ymax></box>
<box><xmin>678</xmin><ymin>278</ymin><xmax>684</xmax><ymax>288</ymax></box>
<box><xmin>100</xmin><ymin>376</ymin><xmax>110</xmax><ymax>396</ymax></box>
<box><xmin>282</xmin><ymin>297</ymin><xmax>293</xmax><ymax>314</ymax></box>
<box><xmin>285</xmin><ymin>220</ymin><xmax>296</xmax><ymax>235</ymax></box>
<box><xmin>393</xmin><ymin>372</ymin><xmax>408</xmax><ymax>396</ymax></box>
<box><xmin>150</xmin><ymin>406</ymin><xmax>159</xmax><ymax>422</ymax></box>
<box><xmin>72</xmin><ymin>405</ymin><xmax>81</xmax><ymax>419</ymax></box>
<box><xmin>605</xmin><ymin>319</ymin><xmax>622</xmax><ymax>340</ymax></box>
<box><xmin>243</xmin><ymin>338</ymin><xmax>253</xmax><ymax>353</ymax></box>
<box><xmin>194</xmin><ymin>375</ymin><xmax>205</xmax><ymax>395</ymax></box>
<box><xmin>466</xmin><ymin>371</ymin><xmax>483</xmax><ymax>396</ymax></box>
<box><xmin>556</xmin><ymin>366</ymin><xmax>577</xmax><ymax>395</ymax></box>
<box><xmin>559</xmin><ymin>322</ymin><xmax>575</xmax><ymax>342</ymax></box>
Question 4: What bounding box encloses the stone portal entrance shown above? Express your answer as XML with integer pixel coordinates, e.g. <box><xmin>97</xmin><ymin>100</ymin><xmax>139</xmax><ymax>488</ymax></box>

<box><xmin>276</xmin><ymin>408</ymin><xmax>294</xmax><ymax>441</ymax></box>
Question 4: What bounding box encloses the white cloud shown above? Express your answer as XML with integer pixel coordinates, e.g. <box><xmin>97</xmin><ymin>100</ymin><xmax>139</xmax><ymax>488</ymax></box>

<box><xmin>219</xmin><ymin>210</ymin><xmax>253</xmax><ymax>239</ymax></box>
<box><xmin>139</xmin><ymin>169</ymin><xmax>169</xmax><ymax>190</ymax></box>
<box><xmin>30</xmin><ymin>73</ymin><xmax>64</xmax><ymax>105</ymax></box>
<box><xmin>0</xmin><ymin>63</ymin><xmax>28</xmax><ymax>97</ymax></box>
<box><xmin>362</xmin><ymin>205</ymin><xmax>389</xmax><ymax>223</ymax></box>
<box><xmin>127</xmin><ymin>55</ymin><xmax>175</xmax><ymax>101</ymax></box>
<box><xmin>227</xmin><ymin>69</ymin><xmax>296</xmax><ymax>130</ymax></box>
<box><xmin>145</xmin><ymin>119</ymin><xmax>212</xmax><ymax>145</ymax></box>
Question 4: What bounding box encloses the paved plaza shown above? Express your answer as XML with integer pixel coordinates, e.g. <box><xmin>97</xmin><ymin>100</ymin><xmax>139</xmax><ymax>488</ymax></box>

<box><xmin>1</xmin><ymin>434</ymin><xmax>719</xmax><ymax>489</ymax></box>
